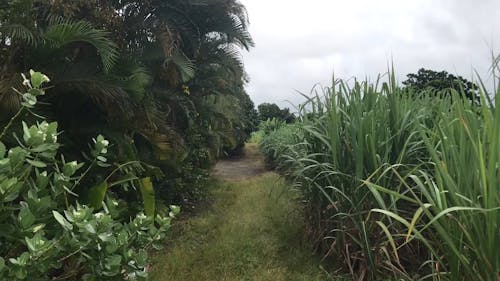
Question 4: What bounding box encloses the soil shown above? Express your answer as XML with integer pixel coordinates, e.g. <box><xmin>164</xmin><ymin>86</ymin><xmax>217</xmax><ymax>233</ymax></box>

<box><xmin>213</xmin><ymin>143</ymin><xmax>266</xmax><ymax>180</ymax></box>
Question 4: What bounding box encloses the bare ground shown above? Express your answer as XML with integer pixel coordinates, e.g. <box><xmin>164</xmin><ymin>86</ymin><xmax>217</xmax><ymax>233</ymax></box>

<box><xmin>213</xmin><ymin>143</ymin><xmax>267</xmax><ymax>180</ymax></box>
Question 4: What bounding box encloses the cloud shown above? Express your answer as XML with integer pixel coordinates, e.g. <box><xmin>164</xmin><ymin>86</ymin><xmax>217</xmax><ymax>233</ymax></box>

<box><xmin>240</xmin><ymin>0</ymin><xmax>500</xmax><ymax>108</ymax></box>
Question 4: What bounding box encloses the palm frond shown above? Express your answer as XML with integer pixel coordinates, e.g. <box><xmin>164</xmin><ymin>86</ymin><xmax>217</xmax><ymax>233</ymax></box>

<box><xmin>43</xmin><ymin>21</ymin><xmax>119</xmax><ymax>72</ymax></box>
<box><xmin>0</xmin><ymin>23</ymin><xmax>38</xmax><ymax>46</ymax></box>
<box><xmin>169</xmin><ymin>50</ymin><xmax>196</xmax><ymax>82</ymax></box>
<box><xmin>224</xmin><ymin>19</ymin><xmax>254</xmax><ymax>50</ymax></box>
<box><xmin>110</xmin><ymin>59</ymin><xmax>152</xmax><ymax>101</ymax></box>
<box><xmin>0</xmin><ymin>73</ymin><xmax>23</xmax><ymax>120</ymax></box>
<box><xmin>46</xmin><ymin>63</ymin><xmax>134</xmax><ymax>120</ymax></box>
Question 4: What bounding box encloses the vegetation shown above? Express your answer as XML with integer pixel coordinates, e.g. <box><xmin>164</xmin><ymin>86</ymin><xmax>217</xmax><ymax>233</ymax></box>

<box><xmin>0</xmin><ymin>0</ymin><xmax>257</xmax><ymax>279</ymax></box>
<box><xmin>150</xmin><ymin>145</ymin><xmax>330</xmax><ymax>281</ymax></box>
<box><xmin>1</xmin><ymin>1</ymin><xmax>498</xmax><ymax>280</ymax></box>
<box><xmin>0</xmin><ymin>72</ymin><xmax>179</xmax><ymax>280</ymax></box>
<box><xmin>0</xmin><ymin>0</ymin><xmax>256</xmax><ymax>205</ymax></box>
<box><xmin>257</xmin><ymin>102</ymin><xmax>296</xmax><ymax>123</ymax></box>
<box><xmin>259</xmin><ymin>71</ymin><xmax>499</xmax><ymax>280</ymax></box>
<box><xmin>403</xmin><ymin>68</ymin><xmax>480</xmax><ymax>104</ymax></box>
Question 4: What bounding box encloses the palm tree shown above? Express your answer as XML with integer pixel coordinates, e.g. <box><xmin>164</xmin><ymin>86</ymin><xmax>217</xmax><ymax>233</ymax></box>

<box><xmin>0</xmin><ymin>0</ymin><xmax>256</xmax><ymax>202</ymax></box>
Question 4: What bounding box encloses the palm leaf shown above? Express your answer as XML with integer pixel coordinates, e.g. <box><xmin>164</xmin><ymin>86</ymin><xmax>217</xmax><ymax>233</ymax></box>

<box><xmin>43</xmin><ymin>21</ymin><xmax>119</xmax><ymax>72</ymax></box>
<box><xmin>0</xmin><ymin>73</ymin><xmax>23</xmax><ymax>119</ymax></box>
<box><xmin>169</xmin><ymin>50</ymin><xmax>196</xmax><ymax>82</ymax></box>
<box><xmin>0</xmin><ymin>23</ymin><xmax>38</xmax><ymax>46</ymax></box>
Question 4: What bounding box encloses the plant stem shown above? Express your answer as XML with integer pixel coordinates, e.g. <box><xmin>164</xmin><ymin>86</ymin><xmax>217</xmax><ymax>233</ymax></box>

<box><xmin>70</xmin><ymin>160</ymin><xmax>96</xmax><ymax>191</ymax></box>
<box><xmin>0</xmin><ymin>107</ymin><xmax>24</xmax><ymax>141</ymax></box>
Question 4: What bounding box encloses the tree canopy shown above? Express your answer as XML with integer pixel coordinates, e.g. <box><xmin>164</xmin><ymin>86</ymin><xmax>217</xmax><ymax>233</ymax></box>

<box><xmin>402</xmin><ymin>68</ymin><xmax>480</xmax><ymax>104</ymax></box>
<box><xmin>0</xmin><ymin>0</ymin><xmax>257</xmax><ymax>200</ymax></box>
<box><xmin>257</xmin><ymin>102</ymin><xmax>295</xmax><ymax>123</ymax></box>
<box><xmin>0</xmin><ymin>1</ymin><xmax>259</xmax><ymax>278</ymax></box>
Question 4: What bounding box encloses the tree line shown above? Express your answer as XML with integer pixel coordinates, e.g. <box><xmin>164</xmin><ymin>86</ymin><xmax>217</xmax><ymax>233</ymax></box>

<box><xmin>0</xmin><ymin>0</ymin><xmax>257</xmax><ymax>203</ymax></box>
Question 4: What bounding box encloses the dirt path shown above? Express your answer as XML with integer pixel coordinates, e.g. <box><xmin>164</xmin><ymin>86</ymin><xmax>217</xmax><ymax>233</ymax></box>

<box><xmin>150</xmin><ymin>144</ymin><xmax>331</xmax><ymax>281</ymax></box>
<box><xmin>213</xmin><ymin>143</ymin><xmax>266</xmax><ymax>180</ymax></box>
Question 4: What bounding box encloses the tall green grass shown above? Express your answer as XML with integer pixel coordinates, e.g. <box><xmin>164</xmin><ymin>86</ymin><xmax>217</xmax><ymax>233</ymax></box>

<box><xmin>260</xmin><ymin>72</ymin><xmax>499</xmax><ymax>280</ymax></box>
<box><xmin>368</xmin><ymin>84</ymin><xmax>500</xmax><ymax>280</ymax></box>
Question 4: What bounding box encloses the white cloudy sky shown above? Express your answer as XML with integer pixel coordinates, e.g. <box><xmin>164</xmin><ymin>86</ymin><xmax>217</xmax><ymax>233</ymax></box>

<box><xmin>239</xmin><ymin>0</ymin><xmax>500</xmax><ymax>108</ymax></box>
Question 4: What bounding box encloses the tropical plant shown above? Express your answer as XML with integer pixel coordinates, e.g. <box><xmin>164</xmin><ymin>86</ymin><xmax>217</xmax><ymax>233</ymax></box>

<box><xmin>367</xmin><ymin>84</ymin><xmax>500</xmax><ymax>281</ymax></box>
<box><xmin>0</xmin><ymin>71</ymin><xmax>178</xmax><ymax>280</ymax></box>
<box><xmin>1</xmin><ymin>0</ymin><xmax>256</xmax><ymax>205</ymax></box>
<box><xmin>260</xmin><ymin>71</ymin><xmax>499</xmax><ymax>280</ymax></box>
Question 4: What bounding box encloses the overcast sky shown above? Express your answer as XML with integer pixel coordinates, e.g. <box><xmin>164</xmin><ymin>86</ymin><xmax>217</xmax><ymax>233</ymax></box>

<box><xmin>239</xmin><ymin>0</ymin><xmax>500</xmax><ymax>108</ymax></box>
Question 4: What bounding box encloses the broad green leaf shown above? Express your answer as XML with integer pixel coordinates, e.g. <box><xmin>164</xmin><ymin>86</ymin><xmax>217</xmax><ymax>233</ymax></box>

<box><xmin>25</xmin><ymin>233</ymin><xmax>47</xmax><ymax>253</ymax></box>
<box><xmin>0</xmin><ymin>257</ymin><xmax>4</xmax><ymax>272</ymax></box>
<box><xmin>107</xmin><ymin>255</ymin><xmax>122</xmax><ymax>266</ymax></box>
<box><xmin>169</xmin><ymin>205</ymin><xmax>181</xmax><ymax>217</ymax></box>
<box><xmin>0</xmin><ymin>141</ymin><xmax>5</xmax><ymax>159</ymax></box>
<box><xmin>26</xmin><ymin>159</ymin><xmax>47</xmax><ymax>168</ymax></box>
<box><xmin>3</xmin><ymin>180</ymin><xmax>22</xmax><ymax>202</ymax></box>
<box><xmin>27</xmin><ymin>88</ymin><xmax>43</xmax><ymax>96</ymax></box>
<box><xmin>18</xmin><ymin>205</ymin><xmax>35</xmax><ymax>230</ymax></box>
<box><xmin>0</xmin><ymin>158</ymin><xmax>9</xmax><ymax>166</ymax></box>
<box><xmin>139</xmin><ymin>177</ymin><xmax>155</xmax><ymax>217</ymax></box>
<box><xmin>86</xmin><ymin>181</ymin><xmax>109</xmax><ymax>209</ymax></box>
<box><xmin>36</xmin><ymin>172</ymin><xmax>49</xmax><ymax>189</ymax></box>
<box><xmin>22</xmin><ymin>121</ymin><xmax>31</xmax><ymax>143</ymax></box>
<box><xmin>97</xmin><ymin>156</ymin><xmax>107</xmax><ymax>162</ymax></box>
<box><xmin>135</xmin><ymin>249</ymin><xmax>148</xmax><ymax>267</ymax></box>
<box><xmin>62</xmin><ymin>161</ymin><xmax>78</xmax><ymax>177</ymax></box>
<box><xmin>29</xmin><ymin>70</ymin><xmax>50</xmax><ymax>89</ymax></box>
<box><xmin>52</xmin><ymin>211</ymin><xmax>73</xmax><ymax>230</ymax></box>
<box><xmin>8</xmin><ymin>147</ymin><xmax>27</xmax><ymax>167</ymax></box>
<box><xmin>84</xmin><ymin>223</ymin><xmax>96</xmax><ymax>234</ymax></box>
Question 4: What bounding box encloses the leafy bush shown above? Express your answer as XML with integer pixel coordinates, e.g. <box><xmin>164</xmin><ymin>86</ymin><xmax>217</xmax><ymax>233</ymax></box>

<box><xmin>0</xmin><ymin>0</ymin><xmax>256</xmax><ymax>209</ymax></box>
<box><xmin>249</xmin><ymin>130</ymin><xmax>265</xmax><ymax>144</ymax></box>
<box><xmin>260</xmin><ymin>124</ymin><xmax>303</xmax><ymax>170</ymax></box>
<box><xmin>0</xmin><ymin>71</ymin><xmax>178</xmax><ymax>280</ymax></box>
<box><xmin>258</xmin><ymin>118</ymin><xmax>287</xmax><ymax>135</ymax></box>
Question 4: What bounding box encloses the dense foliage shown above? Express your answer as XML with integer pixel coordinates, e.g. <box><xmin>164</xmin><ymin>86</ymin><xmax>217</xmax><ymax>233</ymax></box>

<box><xmin>0</xmin><ymin>72</ymin><xmax>179</xmax><ymax>280</ymax></box>
<box><xmin>403</xmin><ymin>68</ymin><xmax>480</xmax><ymax>104</ymax></box>
<box><xmin>0</xmin><ymin>1</ymin><xmax>256</xmax><ymax>279</ymax></box>
<box><xmin>0</xmin><ymin>0</ymin><xmax>256</xmax><ymax>203</ymax></box>
<box><xmin>259</xmin><ymin>72</ymin><xmax>499</xmax><ymax>280</ymax></box>
<box><xmin>257</xmin><ymin>102</ymin><xmax>295</xmax><ymax>123</ymax></box>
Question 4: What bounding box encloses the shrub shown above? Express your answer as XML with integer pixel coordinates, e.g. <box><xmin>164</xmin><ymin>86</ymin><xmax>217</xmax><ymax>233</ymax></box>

<box><xmin>0</xmin><ymin>71</ymin><xmax>178</xmax><ymax>280</ymax></box>
<box><xmin>260</xmin><ymin>123</ymin><xmax>303</xmax><ymax>170</ymax></box>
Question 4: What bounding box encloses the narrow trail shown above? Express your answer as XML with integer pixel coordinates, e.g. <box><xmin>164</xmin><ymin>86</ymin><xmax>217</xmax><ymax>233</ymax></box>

<box><xmin>213</xmin><ymin>143</ymin><xmax>266</xmax><ymax>180</ymax></box>
<box><xmin>150</xmin><ymin>144</ymin><xmax>331</xmax><ymax>281</ymax></box>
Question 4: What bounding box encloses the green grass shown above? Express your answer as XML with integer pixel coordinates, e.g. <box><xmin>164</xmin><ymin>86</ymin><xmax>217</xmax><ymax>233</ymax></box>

<box><xmin>149</xmin><ymin>172</ymin><xmax>333</xmax><ymax>281</ymax></box>
<box><xmin>259</xmin><ymin>72</ymin><xmax>500</xmax><ymax>280</ymax></box>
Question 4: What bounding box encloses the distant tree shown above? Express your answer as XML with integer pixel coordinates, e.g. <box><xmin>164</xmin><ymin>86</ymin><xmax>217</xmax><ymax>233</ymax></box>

<box><xmin>279</xmin><ymin>107</ymin><xmax>296</xmax><ymax>123</ymax></box>
<box><xmin>403</xmin><ymin>68</ymin><xmax>480</xmax><ymax>104</ymax></box>
<box><xmin>258</xmin><ymin>103</ymin><xmax>281</xmax><ymax>121</ymax></box>
<box><xmin>257</xmin><ymin>102</ymin><xmax>295</xmax><ymax>123</ymax></box>
<box><xmin>240</xmin><ymin>92</ymin><xmax>259</xmax><ymax>135</ymax></box>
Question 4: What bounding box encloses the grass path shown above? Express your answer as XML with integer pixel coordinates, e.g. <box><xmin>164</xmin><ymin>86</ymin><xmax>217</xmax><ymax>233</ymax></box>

<box><xmin>149</xmin><ymin>144</ymin><xmax>332</xmax><ymax>281</ymax></box>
